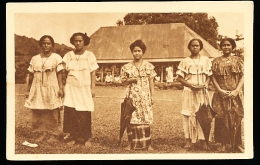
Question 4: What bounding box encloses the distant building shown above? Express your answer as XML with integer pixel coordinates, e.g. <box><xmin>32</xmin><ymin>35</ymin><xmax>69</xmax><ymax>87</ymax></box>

<box><xmin>86</xmin><ymin>23</ymin><xmax>221</xmax><ymax>82</ymax></box>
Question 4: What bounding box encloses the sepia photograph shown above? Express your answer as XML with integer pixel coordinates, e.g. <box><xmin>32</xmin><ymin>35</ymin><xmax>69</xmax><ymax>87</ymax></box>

<box><xmin>6</xmin><ymin>2</ymin><xmax>253</xmax><ymax>160</ymax></box>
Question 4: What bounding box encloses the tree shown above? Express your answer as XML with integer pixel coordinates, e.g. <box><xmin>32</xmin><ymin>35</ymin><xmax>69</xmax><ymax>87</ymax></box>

<box><xmin>123</xmin><ymin>13</ymin><xmax>219</xmax><ymax>49</ymax></box>
<box><xmin>116</xmin><ymin>19</ymin><xmax>124</xmax><ymax>26</ymax></box>
<box><xmin>216</xmin><ymin>32</ymin><xmax>244</xmax><ymax>60</ymax></box>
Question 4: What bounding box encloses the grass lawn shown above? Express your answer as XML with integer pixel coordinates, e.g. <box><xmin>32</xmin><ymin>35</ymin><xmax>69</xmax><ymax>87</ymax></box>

<box><xmin>14</xmin><ymin>84</ymin><xmax>243</xmax><ymax>154</ymax></box>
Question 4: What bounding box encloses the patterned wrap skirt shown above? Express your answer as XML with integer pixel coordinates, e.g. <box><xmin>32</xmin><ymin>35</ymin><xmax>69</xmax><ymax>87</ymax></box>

<box><xmin>127</xmin><ymin>124</ymin><xmax>151</xmax><ymax>150</ymax></box>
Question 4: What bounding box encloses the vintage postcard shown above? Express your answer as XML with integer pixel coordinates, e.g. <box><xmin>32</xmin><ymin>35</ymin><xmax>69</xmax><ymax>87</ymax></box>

<box><xmin>6</xmin><ymin>2</ymin><xmax>253</xmax><ymax>160</ymax></box>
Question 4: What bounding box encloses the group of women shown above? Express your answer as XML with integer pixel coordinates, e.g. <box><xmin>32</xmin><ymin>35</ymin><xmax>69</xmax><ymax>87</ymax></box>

<box><xmin>25</xmin><ymin>32</ymin><xmax>97</xmax><ymax>147</ymax></box>
<box><xmin>24</xmin><ymin>32</ymin><xmax>244</xmax><ymax>153</ymax></box>
<box><xmin>176</xmin><ymin>38</ymin><xmax>244</xmax><ymax>153</ymax></box>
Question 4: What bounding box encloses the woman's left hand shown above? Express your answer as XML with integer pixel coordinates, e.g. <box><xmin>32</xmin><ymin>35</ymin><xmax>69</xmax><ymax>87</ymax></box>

<box><xmin>91</xmin><ymin>89</ymin><xmax>95</xmax><ymax>98</ymax></box>
<box><xmin>228</xmin><ymin>89</ymin><xmax>239</xmax><ymax>99</ymax></box>
<box><xmin>202</xmin><ymin>83</ymin><xmax>209</xmax><ymax>89</ymax></box>
<box><xmin>58</xmin><ymin>89</ymin><xmax>64</xmax><ymax>98</ymax></box>
<box><xmin>150</xmin><ymin>96</ymin><xmax>154</xmax><ymax>105</ymax></box>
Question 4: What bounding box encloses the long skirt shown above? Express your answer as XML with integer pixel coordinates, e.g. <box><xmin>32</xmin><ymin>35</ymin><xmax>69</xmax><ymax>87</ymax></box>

<box><xmin>214</xmin><ymin>113</ymin><xmax>242</xmax><ymax>146</ymax></box>
<box><xmin>182</xmin><ymin>115</ymin><xmax>205</xmax><ymax>143</ymax></box>
<box><xmin>63</xmin><ymin>106</ymin><xmax>92</xmax><ymax>140</ymax></box>
<box><xmin>127</xmin><ymin>124</ymin><xmax>151</xmax><ymax>150</ymax></box>
<box><xmin>212</xmin><ymin>92</ymin><xmax>243</xmax><ymax>147</ymax></box>
<box><xmin>31</xmin><ymin>109</ymin><xmax>61</xmax><ymax>135</ymax></box>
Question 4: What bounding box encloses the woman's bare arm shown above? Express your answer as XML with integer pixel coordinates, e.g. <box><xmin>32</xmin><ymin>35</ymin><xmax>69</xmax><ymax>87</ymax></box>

<box><xmin>91</xmin><ymin>70</ymin><xmax>96</xmax><ymax>97</ymax></box>
<box><xmin>149</xmin><ymin>77</ymin><xmax>155</xmax><ymax>105</ymax></box>
<box><xmin>57</xmin><ymin>70</ymin><xmax>64</xmax><ymax>98</ymax></box>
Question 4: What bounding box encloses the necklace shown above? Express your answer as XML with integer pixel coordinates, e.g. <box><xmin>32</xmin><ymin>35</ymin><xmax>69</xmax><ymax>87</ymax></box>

<box><xmin>75</xmin><ymin>54</ymin><xmax>80</xmax><ymax>61</ymax></box>
<box><xmin>41</xmin><ymin>53</ymin><xmax>51</xmax><ymax>84</ymax></box>
<box><xmin>223</xmin><ymin>55</ymin><xmax>231</xmax><ymax>63</ymax></box>
<box><xmin>190</xmin><ymin>55</ymin><xmax>200</xmax><ymax>85</ymax></box>
<box><xmin>133</xmin><ymin>60</ymin><xmax>143</xmax><ymax>70</ymax></box>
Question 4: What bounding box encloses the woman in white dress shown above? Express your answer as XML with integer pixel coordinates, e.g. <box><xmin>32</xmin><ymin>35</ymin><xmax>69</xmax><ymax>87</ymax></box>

<box><xmin>62</xmin><ymin>32</ymin><xmax>99</xmax><ymax>147</ymax></box>
<box><xmin>166</xmin><ymin>65</ymin><xmax>174</xmax><ymax>83</ymax></box>
<box><xmin>176</xmin><ymin>38</ymin><xmax>213</xmax><ymax>150</ymax></box>
<box><xmin>24</xmin><ymin>35</ymin><xmax>64</xmax><ymax>143</ymax></box>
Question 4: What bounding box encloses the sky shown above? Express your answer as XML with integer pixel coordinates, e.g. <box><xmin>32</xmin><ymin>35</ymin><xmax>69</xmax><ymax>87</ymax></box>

<box><xmin>11</xmin><ymin>2</ymin><xmax>249</xmax><ymax>48</ymax></box>
<box><xmin>14</xmin><ymin>13</ymin><xmax>127</xmax><ymax>46</ymax></box>
<box><xmin>14</xmin><ymin>12</ymin><xmax>244</xmax><ymax>47</ymax></box>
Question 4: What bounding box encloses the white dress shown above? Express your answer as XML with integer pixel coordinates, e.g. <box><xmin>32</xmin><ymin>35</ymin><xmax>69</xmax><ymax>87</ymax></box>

<box><xmin>166</xmin><ymin>66</ymin><xmax>174</xmax><ymax>82</ymax></box>
<box><xmin>63</xmin><ymin>50</ymin><xmax>99</xmax><ymax>111</ymax></box>
<box><xmin>24</xmin><ymin>53</ymin><xmax>63</xmax><ymax>109</ymax></box>
<box><xmin>176</xmin><ymin>55</ymin><xmax>213</xmax><ymax>143</ymax></box>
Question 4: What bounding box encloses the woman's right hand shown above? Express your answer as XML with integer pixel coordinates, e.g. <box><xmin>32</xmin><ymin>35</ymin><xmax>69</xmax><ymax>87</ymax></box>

<box><xmin>219</xmin><ymin>89</ymin><xmax>231</xmax><ymax>98</ymax></box>
<box><xmin>127</xmin><ymin>78</ymin><xmax>138</xmax><ymax>84</ymax></box>
<box><xmin>25</xmin><ymin>92</ymin><xmax>29</xmax><ymax>99</ymax></box>
<box><xmin>189</xmin><ymin>84</ymin><xmax>203</xmax><ymax>91</ymax></box>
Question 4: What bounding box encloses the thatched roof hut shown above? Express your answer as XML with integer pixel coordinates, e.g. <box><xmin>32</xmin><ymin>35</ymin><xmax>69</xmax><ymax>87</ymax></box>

<box><xmin>86</xmin><ymin>23</ymin><xmax>221</xmax><ymax>82</ymax></box>
<box><xmin>86</xmin><ymin>23</ymin><xmax>221</xmax><ymax>63</ymax></box>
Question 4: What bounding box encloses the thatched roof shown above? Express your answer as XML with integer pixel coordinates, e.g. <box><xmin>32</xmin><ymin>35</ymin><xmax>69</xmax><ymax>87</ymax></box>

<box><xmin>86</xmin><ymin>23</ymin><xmax>221</xmax><ymax>63</ymax></box>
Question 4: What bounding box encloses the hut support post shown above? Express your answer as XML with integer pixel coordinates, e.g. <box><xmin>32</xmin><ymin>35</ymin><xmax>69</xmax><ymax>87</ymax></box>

<box><xmin>101</xmin><ymin>64</ymin><xmax>104</xmax><ymax>82</ymax></box>
<box><xmin>112</xmin><ymin>65</ymin><xmax>115</xmax><ymax>78</ymax></box>
<box><xmin>160</xmin><ymin>65</ymin><xmax>164</xmax><ymax>83</ymax></box>
<box><xmin>172</xmin><ymin>64</ymin><xmax>174</xmax><ymax>79</ymax></box>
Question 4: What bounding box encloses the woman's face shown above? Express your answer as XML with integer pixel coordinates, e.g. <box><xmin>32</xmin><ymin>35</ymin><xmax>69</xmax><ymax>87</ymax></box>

<box><xmin>221</xmin><ymin>40</ymin><xmax>233</xmax><ymax>55</ymax></box>
<box><xmin>41</xmin><ymin>37</ymin><xmax>53</xmax><ymax>53</ymax></box>
<box><xmin>189</xmin><ymin>40</ymin><xmax>201</xmax><ymax>55</ymax></box>
<box><xmin>132</xmin><ymin>46</ymin><xmax>143</xmax><ymax>60</ymax></box>
<box><xmin>73</xmin><ymin>35</ymin><xmax>84</xmax><ymax>50</ymax></box>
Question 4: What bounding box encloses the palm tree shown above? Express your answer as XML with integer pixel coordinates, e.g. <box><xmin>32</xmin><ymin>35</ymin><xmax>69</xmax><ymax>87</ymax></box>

<box><xmin>116</xmin><ymin>19</ymin><xmax>124</xmax><ymax>26</ymax></box>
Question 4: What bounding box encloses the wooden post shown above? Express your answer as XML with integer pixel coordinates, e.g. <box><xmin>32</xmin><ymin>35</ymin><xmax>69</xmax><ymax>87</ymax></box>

<box><xmin>101</xmin><ymin>64</ymin><xmax>104</xmax><ymax>82</ymax></box>
<box><xmin>172</xmin><ymin>63</ymin><xmax>174</xmax><ymax>79</ymax></box>
<box><xmin>120</xmin><ymin>64</ymin><xmax>122</xmax><ymax>75</ymax></box>
<box><xmin>112</xmin><ymin>65</ymin><xmax>115</xmax><ymax>77</ymax></box>
<box><xmin>160</xmin><ymin>64</ymin><xmax>163</xmax><ymax>83</ymax></box>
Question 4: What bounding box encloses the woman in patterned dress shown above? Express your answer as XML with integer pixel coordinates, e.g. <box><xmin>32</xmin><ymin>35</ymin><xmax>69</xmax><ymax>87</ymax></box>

<box><xmin>176</xmin><ymin>38</ymin><xmax>213</xmax><ymax>150</ymax></box>
<box><xmin>121</xmin><ymin>39</ymin><xmax>156</xmax><ymax>151</ymax></box>
<box><xmin>62</xmin><ymin>32</ymin><xmax>99</xmax><ymax>147</ymax></box>
<box><xmin>24</xmin><ymin>35</ymin><xmax>64</xmax><ymax>143</ymax></box>
<box><xmin>211</xmin><ymin>38</ymin><xmax>244</xmax><ymax>152</ymax></box>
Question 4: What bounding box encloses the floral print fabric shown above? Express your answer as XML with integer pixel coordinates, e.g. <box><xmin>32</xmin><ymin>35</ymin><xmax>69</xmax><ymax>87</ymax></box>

<box><xmin>121</xmin><ymin>61</ymin><xmax>156</xmax><ymax>124</ymax></box>
<box><xmin>211</xmin><ymin>55</ymin><xmax>244</xmax><ymax>117</ymax></box>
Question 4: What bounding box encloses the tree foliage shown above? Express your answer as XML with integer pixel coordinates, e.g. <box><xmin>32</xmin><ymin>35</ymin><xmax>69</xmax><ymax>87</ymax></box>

<box><xmin>116</xmin><ymin>19</ymin><xmax>124</xmax><ymax>26</ymax></box>
<box><xmin>123</xmin><ymin>13</ymin><xmax>219</xmax><ymax>48</ymax></box>
<box><xmin>15</xmin><ymin>34</ymin><xmax>73</xmax><ymax>84</ymax></box>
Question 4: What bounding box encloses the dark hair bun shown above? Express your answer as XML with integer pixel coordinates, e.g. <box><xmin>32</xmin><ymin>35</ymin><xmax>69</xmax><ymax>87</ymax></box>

<box><xmin>129</xmin><ymin>39</ymin><xmax>147</xmax><ymax>53</ymax></box>
<box><xmin>70</xmin><ymin>32</ymin><xmax>90</xmax><ymax>46</ymax></box>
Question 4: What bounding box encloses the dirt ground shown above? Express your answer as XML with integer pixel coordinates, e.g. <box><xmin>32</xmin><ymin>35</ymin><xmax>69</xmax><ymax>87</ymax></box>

<box><xmin>13</xmin><ymin>84</ymin><xmax>243</xmax><ymax>154</ymax></box>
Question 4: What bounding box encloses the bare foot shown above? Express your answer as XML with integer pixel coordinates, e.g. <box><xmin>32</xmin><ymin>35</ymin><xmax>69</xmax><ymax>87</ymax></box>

<box><xmin>124</xmin><ymin>145</ymin><xmax>131</xmax><ymax>151</ymax></box>
<box><xmin>217</xmin><ymin>144</ymin><xmax>226</xmax><ymax>152</ymax></box>
<box><xmin>147</xmin><ymin>146</ymin><xmax>154</xmax><ymax>151</ymax></box>
<box><xmin>63</xmin><ymin>133</ymin><xmax>70</xmax><ymax>140</ymax></box>
<box><xmin>35</xmin><ymin>132</ymin><xmax>47</xmax><ymax>143</ymax></box>
<box><xmin>47</xmin><ymin>135</ymin><xmax>58</xmax><ymax>143</ymax></box>
<box><xmin>67</xmin><ymin>140</ymin><xmax>76</xmax><ymax>146</ymax></box>
<box><xmin>234</xmin><ymin>145</ymin><xmax>244</xmax><ymax>153</ymax></box>
<box><xmin>84</xmin><ymin>141</ymin><xmax>92</xmax><ymax>148</ymax></box>
<box><xmin>184</xmin><ymin>139</ymin><xmax>192</xmax><ymax>149</ymax></box>
<box><xmin>200</xmin><ymin>140</ymin><xmax>208</xmax><ymax>150</ymax></box>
